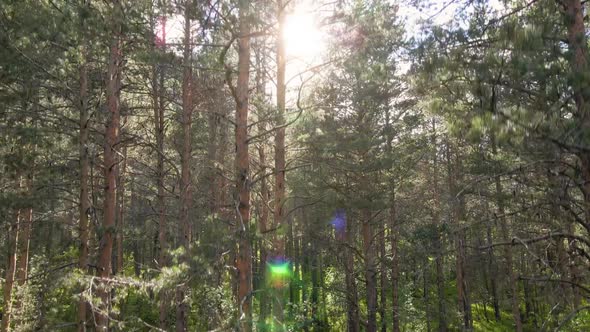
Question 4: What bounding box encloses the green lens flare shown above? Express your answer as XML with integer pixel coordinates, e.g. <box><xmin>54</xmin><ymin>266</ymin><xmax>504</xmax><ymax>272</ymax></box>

<box><xmin>267</xmin><ymin>259</ymin><xmax>292</xmax><ymax>288</ymax></box>
<box><xmin>269</xmin><ymin>262</ymin><xmax>290</xmax><ymax>276</ymax></box>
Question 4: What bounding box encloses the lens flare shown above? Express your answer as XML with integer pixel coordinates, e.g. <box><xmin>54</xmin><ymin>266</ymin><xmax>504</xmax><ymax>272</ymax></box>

<box><xmin>266</xmin><ymin>257</ymin><xmax>292</xmax><ymax>289</ymax></box>
<box><xmin>330</xmin><ymin>209</ymin><xmax>346</xmax><ymax>239</ymax></box>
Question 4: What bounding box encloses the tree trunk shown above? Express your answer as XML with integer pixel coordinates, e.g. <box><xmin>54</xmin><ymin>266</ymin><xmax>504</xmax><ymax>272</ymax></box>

<box><xmin>270</xmin><ymin>1</ymin><xmax>288</xmax><ymax>326</ymax></box>
<box><xmin>1</xmin><ymin>206</ymin><xmax>21</xmax><ymax>332</ymax></box>
<box><xmin>255</xmin><ymin>46</ymin><xmax>270</xmax><ymax>327</ymax></box>
<box><xmin>390</xmin><ymin>188</ymin><xmax>400</xmax><ymax>332</ymax></box>
<box><xmin>491</xmin><ymin>136</ymin><xmax>522</xmax><ymax>332</ymax></box>
<box><xmin>447</xmin><ymin>142</ymin><xmax>472</xmax><ymax>330</ymax></box>
<box><xmin>235</xmin><ymin>1</ymin><xmax>252</xmax><ymax>330</ymax></box>
<box><xmin>77</xmin><ymin>6</ymin><xmax>91</xmax><ymax>328</ymax></box>
<box><xmin>345</xmin><ymin>214</ymin><xmax>360</xmax><ymax>332</ymax></box>
<box><xmin>485</xmin><ymin>208</ymin><xmax>500</xmax><ymax>321</ymax></box>
<box><xmin>379</xmin><ymin>217</ymin><xmax>387</xmax><ymax>332</ymax></box>
<box><xmin>273</xmin><ymin>0</ymin><xmax>287</xmax><ymax>260</ymax></box>
<box><xmin>362</xmin><ymin>209</ymin><xmax>377</xmax><ymax>332</ymax></box>
<box><xmin>96</xmin><ymin>2</ymin><xmax>122</xmax><ymax>328</ymax></box>
<box><xmin>176</xmin><ymin>3</ymin><xmax>193</xmax><ymax>330</ymax></box>
<box><xmin>16</xmin><ymin>178</ymin><xmax>33</xmax><ymax>287</ymax></box>
<box><xmin>115</xmin><ymin>144</ymin><xmax>126</xmax><ymax>274</ymax></box>
<box><xmin>431</xmin><ymin>120</ymin><xmax>446</xmax><ymax>332</ymax></box>
<box><xmin>151</xmin><ymin>18</ymin><xmax>169</xmax><ymax>326</ymax></box>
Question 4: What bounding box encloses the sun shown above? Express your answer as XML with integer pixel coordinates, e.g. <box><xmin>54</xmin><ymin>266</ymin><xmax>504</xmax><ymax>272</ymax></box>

<box><xmin>282</xmin><ymin>10</ymin><xmax>326</xmax><ymax>60</ymax></box>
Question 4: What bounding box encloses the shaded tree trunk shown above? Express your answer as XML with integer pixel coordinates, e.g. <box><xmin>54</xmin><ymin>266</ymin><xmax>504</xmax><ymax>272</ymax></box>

<box><xmin>96</xmin><ymin>1</ymin><xmax>123</xmax><ymax>329</ymax></box>
<box><xmin>345</xmin><ymin>214</ymin><xmax>360</xmax><ymax>332</ymax></box>
<box><xmin>176</xmin><ymin>3</ymin><xmax>193</xmax><ymax>330</ymax></box>
<box><xmin>234</xmin><ymin>1</ymin><xmax>252</xmax><ymax>330</ymax></box>
<box><xmin>151</xmin><ymin>20</ymin><xmax>169</xmax><ymax>326</ymax></box>
<box><xmin>362</xmin><ymin>209</ymin><xmax>377</xmax><ymax>332</ymax></box>
<box><xmin>115</xmin><ymin>144</ymin><xmax>126</xmax><ymax>274</ymax></box>
<box><xmin>254</xmin><ymin>45</ymin><xmax>270</xmax><ymax>327</ymax></box>
<box><xmin>1</xmin><ymin>206</ymin><xmax>21</xmax><ymax>332</ymax></box>
<box><xmin>77</xmin><ymin>6</ymin><xmax>91</xmax><ymax>328</ymax></box>
<box><xmin>490</xmin><ymin>82</ymin><xmax>522</xmax><ymax>330</ymax></box>
<box><xmin>431</xmin><ymin>120</ymin><xmax>446</xmax><ymax>332</ymax></box>
<box><xmin>447</xmin><ymin>142</ymin><xmax>472</xmax><ymax>330</ymax></box>
<box><xmin>390</xmin><ymin>187</ymin><xmax>400</xmax><ymax>332</ymax></box>
<box><xmin>379</xmin><ymin>217</ymin><xmax>387</xmax><ymax>332</ymax></box>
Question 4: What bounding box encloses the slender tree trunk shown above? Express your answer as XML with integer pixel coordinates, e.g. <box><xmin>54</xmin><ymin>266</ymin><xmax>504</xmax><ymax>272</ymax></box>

<box><xmin>485</xmin><ymin>209</ymin><xmax>500</xmax><ymax>321</ymax></box>
<box><xmin>154</xmin><ymin>42</ymin><xmax>169</xmax><ymax>332</ymax></box>
<box><xmin>234</xmin><ymin>1</ymin><xmax>252</xmax><ymax>330</ymax></box>
<box><xmin>96</xmin><ymin>2</ymin><xmax>122</xmax><ymax>329</ymax></box>
<box><xmin>424</xmin><ymin>257</ymin><xmax>431</xmax><ymax>332</ymax></box>
<box><xmin>176</xmin><ymin>3</ymin><xmax>193</xmax><ymax>330</ymax></box>
<box><xmin>488</xmin><ymin>79</ymin><xmax>522</xmax><ymax>331</ymax></box>
<box><xmin>273</xmin><ymin>0</ymin><xmax>287</xmax><ymax>249</ymax></box>
<box><xmin>1</xmin><ymin>205</ymin><xmax>21</xmax><ymax>332</ymax></box>
<box><xmin>77</xmin><ymin>7</ymin><xmax>91</xmax><ymax>329</ymax></box>
<box><xmin>385</xmin><ymin>105</ymin><xmax>400</xmax><ymax>332</ymax></box>
<box><xmin>271</xmin><ymin>1</ymin><xmax>288</xmax><ymax>326</ymax></box>
<box><xmin>270</xmin><ymin>5</ymin><xmax>289</xmax><ymax>324</ymax></box>
<box><xmin>447</xmin><ymin>143</ymin><xmax>472</xmax><ymax>330</ymax></box>
<box><xmin>254</xmin><ymin>46</ymin><xmax>270</xmax><ymax>327</ymax></box>
<box><xmin>379</xmin><ymin>218</ymin><xmax>387</xmax><ymax>332</ymax></box>
<box><xmin>344</xmin><ymin>213</ymin><xmax>360</xmax><ymax>332</ymax></box>
<box><xmin>431</xmin><ymin>120</ymin><xmax>446</xmax><ymax>332</ymax></box>
<box><xmin>362</xmin><ymin>209</ymin><xmax>377</xmax><ymax>332</ymax></box>
<box><xmin>16</xmin><ymin>178</ymin><xmax>33</xmax><ymax>287</ymax></box>
<box><xmin>390</xmin><ymin>189</ymin><xmax>401</xmax><ymax>332</ymax></box>
<box><xmin>115</xmin><ymin>144</ymin><xmax>127</xmax><ymax>273</ymax></box>
<box><xmin>491</xmin><ymin>136</ymin><xmax>522</xmax><ymax>331</ymax></box>
<box><xmin>273</xmin><ymin>0</ymin><xmax>287</xmax><ymax>259</ymax></box>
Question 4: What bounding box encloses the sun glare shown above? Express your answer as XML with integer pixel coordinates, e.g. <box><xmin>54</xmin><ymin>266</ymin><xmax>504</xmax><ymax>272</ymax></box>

<box><xmin>283</xmin><ymin>11</ymin><xmax>326</xmax><ymax>60</ymax></box>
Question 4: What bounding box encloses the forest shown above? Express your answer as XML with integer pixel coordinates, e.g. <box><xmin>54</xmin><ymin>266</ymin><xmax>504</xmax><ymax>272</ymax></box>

<box><xmin>0</xmin><ymin>0</ymin><xmax>589</xmax><ymax>331</ymax></box>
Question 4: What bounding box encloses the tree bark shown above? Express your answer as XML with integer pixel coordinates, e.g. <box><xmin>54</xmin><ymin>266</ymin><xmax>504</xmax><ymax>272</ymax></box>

<box><xmin>491</xmin><ymin>138</ymin><xmax>522</xmax><ymax>331</ymax></box>
<box><xmin>345</xmin><ymin>214</ymin><xmax>360</xmax><ymax>332</ymax></box>
<box><xmin>390</xmin><ymin>187</ymin><xmax>400</xmax><ymax>332</ymax></box>
<box><xmin>447</xmin><ymin>142</ymin><xmax>472</xmax><ymax>330</ymax></box>
<box><xmin>77</xmin><ymin>4</ymin><xmax>91</xmax><ymax>328</ymax></box>
<box><xmin>235</xmin><ymin>1</ymin><xmax>252</xmax><ymax>330</ymax></box>
<box><xmin>431</xmin><ymin>120</ymin><xmax>446</xmax><ymax>332</ymax></box>
<box><xmin>1</xmin><ymin>206</ymin><xmax>21</xmax><ymax>332</ymax></box>
<box><xmin>269</xmin><ymin>2</ymin><xmax>288</xmax><ymax>328</ymax></box>
<box><xmin>254</xmin><ymin>44</ymin><xmax>270</xmax><ymax>327</ymax></box>
<box><xmin>379</xmin><ymin>217</ymin><xmax>387</xmax><ymax>332</ymax></box>
<box><xmin>362</xmin><ymin>209</ymin><xmax>377</xmax><ymax>332</ymax></box>
<box><xmin>96</xmin><ymin>2</ymin><xmax>122</xmax><ymax>329</ymax></box>
<box><xmin>16</xmin><ymin>180</ymin><xmax>33</xmax><ymax>287</ymax></box>
<box><xmin>115</xmin><ymin>144</ymin><xmax>126</xmax><ymax>274</ymax></box>
<box><xmin>176</xmin><ymin>3</ymin><xmax>193</xmax><ymax>330</ymax></box>
<box><xmin>273</xmin><ymin>0</ymin><xmax>287</xmax><ymax>260</ymax></box>
<box><xmin>151</xmin><ymin>16</ymin><xmax>169</xmax><ymax>325</ymax></box>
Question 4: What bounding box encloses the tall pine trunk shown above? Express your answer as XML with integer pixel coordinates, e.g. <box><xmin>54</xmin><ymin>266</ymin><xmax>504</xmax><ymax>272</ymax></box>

<box><xmin>345</xmin><ymin>214</ymin><xmax>360</xmax><ymax>332</ymax></box>
<box><xmin>490</xmin><ymin>82</ymin><xmax>522</xmax><ymax>331</ymax></box>
<box><xmin>362</xmin><ymin>209</ymin><xmax>377</xmax><ymax>332</ymax></box>
<box><xmin>1</xmin><ymin>197</ymin><xmax>21</xmax><ymax>332</ymax></box>
<box><xmin>77</xmin><ymin>3</ymin><xmax>91</xmax><ymax>328</ymax></box>
<box><xmin>431</xmin><ymin>120</ymin><xmax>446</xmax><ymax>332</ymax></box>
<box><xmin>176</xmin><ymin>3</ymin><xmax>193</xmax><ymax>330</ymax></box>
<box><xmin>96</xmin><ymin>1</ymin><xmax>122</xmax><ymax>329</ymax></box>
<box><xmin>235</xmin><ymin>1</ymin><xmax>252</xmax><ymax>330</ymax></box>
<box><xmin>447</xmin><ymin>142</ymin><xmax>472</xmax><ymax>330</ymax></box>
